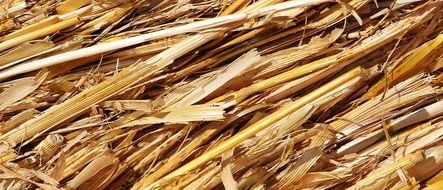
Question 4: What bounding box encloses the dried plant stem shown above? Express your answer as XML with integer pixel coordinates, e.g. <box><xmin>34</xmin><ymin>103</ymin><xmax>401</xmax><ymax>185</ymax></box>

<box><xmin>65</xmin><ymin>151</ymin><xmax>117</xmax><ymax>189</ymax></box>
<box><xmin>133</xmin><ymin>105</ymin><xmax>264</xmax><ymax>187</ymax></box>
<box><xmin>0</xmin><ymin>0</ymin><xmax>330</xmax><ymax>80</ymax></box>
<box><xmin>364</xmin><ymin>33</ymin><xmax>443</xmax><ymax>99</ymax></box>
<box><xmin>56</xmin><ymin>0</ymin><xmax>91</xmax><ymax>15</ymax></box>
<box><xmin>0</xmin><ymin>32</ymin><xmax>219</xmax><ymax>147</ymax></box>
<box><xmin>0</xmin><ymin>1</ymin><xmax>441</xmax><ymax>189</ymax></box>
<box><xmin>0</xmin><ymin>17</ymin><xmax>80</xmax><ymax>52</ymax></box>
<box><xmin>0</xmin><ymin>16</ymin><xmax>60</xmax><ymax>42</ymax></box>
<box><xmin>346</xmin><ymin>152</ymin><xmax>424</xmax><ymax>190</ymax></box>
<box><xmin>140</xmin><ymin>67</ymin><xmax>364</xmax><ymax>189</ymax></box>
<box><xmin>211</xmin><ymin>5</ymin><xmax>436</xmax><ymax>104</ymax></box>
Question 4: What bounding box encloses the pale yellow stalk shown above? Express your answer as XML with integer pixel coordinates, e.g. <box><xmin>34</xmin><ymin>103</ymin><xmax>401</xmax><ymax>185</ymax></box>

<box><xmin>346</xmin><ymin>152</ymin><xmax>424</xmax><ymax>190</ymax></box>
<box><xmin>0</xmin><ymin>17</ymin><xmax>80</xmax><ymax>52</ymax></box>
<box><xmin>56</xmin><ymin>0</ymin><xmax>91</xmax><ymax>15</ymax></box>
<box><xmin>140</xmin><ymin>67</ymin><xmax>364</xmax><ymax>189</ymax></box>
<box><xmin>65</xmin><ymin>151</ymin><xmax>117</xmax><ymax>189</ymax></box>
<box><xmin>0</xmin><ymin>32</ymin><xmax>219</xmax><ymax>148</ymax></box>
<box><xmin>364</xmin><ymin>33</ymin><xmax>443</xmax><ymax>99</ymax></box>
<box><xmin>0</xmin><ymin>16</ymin><xmax>60</xmax><ymax>42</ymax></box>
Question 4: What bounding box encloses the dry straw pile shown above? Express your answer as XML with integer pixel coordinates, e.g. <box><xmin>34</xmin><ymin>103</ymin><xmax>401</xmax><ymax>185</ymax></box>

<box><xmin>0</xmin><ymin>0</ymin><xmax>442</xmax><ymax>189</ymax></box>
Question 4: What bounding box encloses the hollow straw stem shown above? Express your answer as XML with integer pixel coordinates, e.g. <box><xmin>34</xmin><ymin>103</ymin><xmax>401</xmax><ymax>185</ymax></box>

<box><xmin>363</xmin><ymin>33</ymin><xmax>443</xmax><ymax>99</ymax></box>
<box><xmin>138</xmin><ymin>67</ymin><xmax>364</xmax><ymax>189</ymax></box>
<box><xmin>0</xmin><ymin>0</ymin><xmax>332</xmax><ymax>80</ymax></box>
<box><xmin>346</xmin><ymin>151</ymin><xmax>424</xmax><ymax>190</ymax></box>
<box><xmin>0</xmin><ymin>15</ymin><xmax>243</xmax><ymax>80</ymax></box>
<box><xmin>210</xmin><ymin>4</ymin><xmax>438</xmax><ymax>104</ymax></box>
<box><xmin>0</xmin><ymin>32</ymin><xmax>220</xmax><ymax>147</ymax></box>
<box><xmin>131</xmin><ymin>106</ymin><xmax>265</xmax><ymax>187</ymax></box>
<box><xmin>220</xmin><ymin>0</ymin><xmax>250</xmax><ymax>15</ymax></box>
<box><xmin>56</xmin><ymin>0</ymin><xmax>91</xmax><ymax>15</ymax></box>
<box><xmin>0</xmin><ymin>16</ymin><xmax>61</xmax><ymax>42</ymax></box>
<box><xmin>65</xmin><ymin>151</ymin><xmax>117</xmax><ymax>189</ymax></box>
<box><xmin>209</xmin><ymin>57</ymin><xmax>337</xmax><ymax>104</ymax></box>
<box><xmin>0</xmin><ymin>17</ymin><xmax>80</xmax><ymax>52</ymax></box>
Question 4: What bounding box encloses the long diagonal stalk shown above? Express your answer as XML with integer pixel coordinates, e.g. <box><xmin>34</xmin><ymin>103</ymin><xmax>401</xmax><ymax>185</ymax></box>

<box><xmin>0</xmin><ymin>32</ymin><xmax>219</xmax><ymax>147</ymax></box>
<box><xmin>0</xmin><ymin>0</ymin><xmax>332</xmax><ymax>80</ymax></box>
<box><xmin>138</xmin><ymin>67</ymin><xmax>365</xmax><ymax>189</ymax></box>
